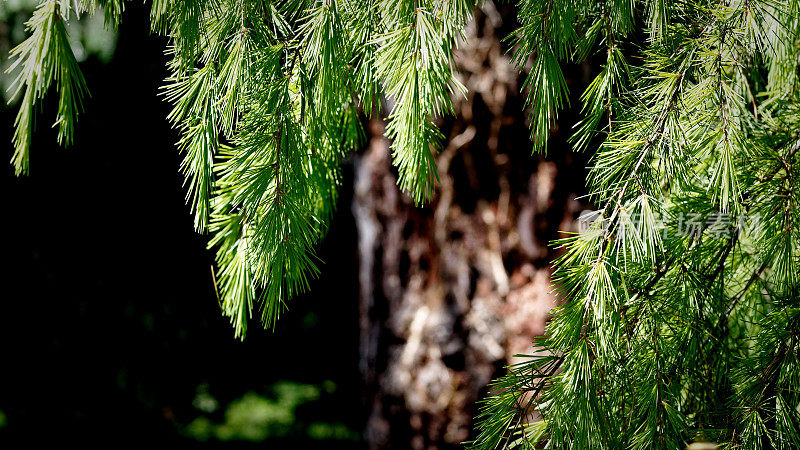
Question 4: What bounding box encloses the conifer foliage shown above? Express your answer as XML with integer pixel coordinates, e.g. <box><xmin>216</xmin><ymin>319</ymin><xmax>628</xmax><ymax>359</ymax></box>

<box><xmin>469</xmin><ymin>1</ymin><xmax>800</xmax><ymax>449</ymax></box>
<box><xmin>8</xmin><ymin>0</ymin><xmax>473</xmax><ymax>338</ymax></box>
<box><xmin>7</xmin><ymin>0</ymin><xmax>800</xmax><ymax>447</ymax></box>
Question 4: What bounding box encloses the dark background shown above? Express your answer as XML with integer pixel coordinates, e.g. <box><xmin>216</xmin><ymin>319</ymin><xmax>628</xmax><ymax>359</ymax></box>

<box><xmin>1</xmin><ymin>6</ymin><xmax>367</xmax><ymax>447</ymax></box>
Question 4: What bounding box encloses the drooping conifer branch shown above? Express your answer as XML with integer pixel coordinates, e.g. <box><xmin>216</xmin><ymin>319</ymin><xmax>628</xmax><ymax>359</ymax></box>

<box><xmin>6</xmin><ymin>1</ymin><xmax>800</xmax><ymax>447</ymax></box>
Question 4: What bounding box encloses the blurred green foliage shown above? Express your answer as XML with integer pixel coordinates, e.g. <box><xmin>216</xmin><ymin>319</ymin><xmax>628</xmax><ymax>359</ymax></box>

<box><xmin>185</xmin><ymin>381</ymin><xmax>359</xmax><ymax>442</ymax></box>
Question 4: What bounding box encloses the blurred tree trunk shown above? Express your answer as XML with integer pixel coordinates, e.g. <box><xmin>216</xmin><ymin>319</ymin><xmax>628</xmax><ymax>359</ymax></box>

<box><xmin>352</xmin><ymin>3</ymin><xmax>591</xmax><ymax>449</ymax></box>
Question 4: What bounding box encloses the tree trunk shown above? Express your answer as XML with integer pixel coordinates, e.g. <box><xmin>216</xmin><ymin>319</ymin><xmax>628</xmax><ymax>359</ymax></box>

<box><xmin>353</xmin><ymin>4</ymin><xmax>591</xmax><ymax>449</ymax></box>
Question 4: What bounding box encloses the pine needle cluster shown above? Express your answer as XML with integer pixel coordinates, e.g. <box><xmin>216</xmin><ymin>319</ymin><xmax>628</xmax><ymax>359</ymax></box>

<box><xmin>470</xmin><ymin>0</ymin><xmax>800</xmax><ymax>448</ymax></box>
<box><xmin>7</xmin><ymin>0</ymin><xmax>473</xmax><ymax>337</ymax></box>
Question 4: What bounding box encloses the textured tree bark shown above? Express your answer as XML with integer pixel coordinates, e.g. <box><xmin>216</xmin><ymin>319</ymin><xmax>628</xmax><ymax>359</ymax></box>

<box><xmin>353</xmin><ymin>4</ymin><xmax>591</xmax><ymax>449</ymax></box>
